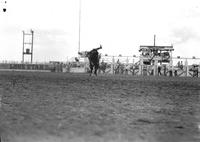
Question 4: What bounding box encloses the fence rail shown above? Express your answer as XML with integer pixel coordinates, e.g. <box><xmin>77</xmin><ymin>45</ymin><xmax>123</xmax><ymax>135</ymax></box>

<box><xmin>0</xmin><ymin>56</ymin><xmax>199</xmax><ymax>77</ymax></box>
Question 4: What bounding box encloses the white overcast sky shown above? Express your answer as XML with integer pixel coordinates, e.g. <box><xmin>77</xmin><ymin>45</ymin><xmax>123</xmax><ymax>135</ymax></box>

<box><xmin>0</xmin><ymin>0</ymin><xmax>200</xmax><ymax>62</ymax></box>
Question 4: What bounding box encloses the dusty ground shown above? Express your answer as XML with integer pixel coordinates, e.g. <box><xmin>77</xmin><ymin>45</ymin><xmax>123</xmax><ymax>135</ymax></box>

<box><xmin>0</xmin><ymin>71</ymin><xmax>200</xmax><ymax>142</ymax></box>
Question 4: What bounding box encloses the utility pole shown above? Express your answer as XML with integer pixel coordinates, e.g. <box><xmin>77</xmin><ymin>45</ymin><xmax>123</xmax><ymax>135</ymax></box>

<box><xmin>78</xmin><ymin>0</ymin><xmax>81</xmax><ymax>53</ymax></box>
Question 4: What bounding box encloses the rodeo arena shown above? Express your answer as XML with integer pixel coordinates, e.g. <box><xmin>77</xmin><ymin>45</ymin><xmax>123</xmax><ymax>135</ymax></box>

<box><xmin>0</xmin><ymin>31</ymin><xmax>200</xmax><ymax>142</ymax></box>
<box><xmin>0</xmin><ymin>32</ymin><xmax>199</xmax><ymax>78</ymax></box>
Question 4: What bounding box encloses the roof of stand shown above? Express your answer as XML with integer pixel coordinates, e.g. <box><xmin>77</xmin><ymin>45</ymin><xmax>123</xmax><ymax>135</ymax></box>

<box><xmin>139</xmin><ymin>45</ymin><xmax>174</xmax><ymax>51</ymax></box>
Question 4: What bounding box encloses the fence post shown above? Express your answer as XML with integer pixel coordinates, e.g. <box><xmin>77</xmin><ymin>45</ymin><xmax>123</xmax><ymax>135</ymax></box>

<box><xmin>154</xmin><ymin>58</ymin><xmax>158</xmax><ymax>76</ymax></box>
<box><xmin>84</xmin><ymin>57</ymin><xmax>87</xmax><ymax>73</ymax></box>
<box><xmin>185</xmin><ymin>59</ymin><xmax>189</xmax><ymax>77</ymax></box>
<box><xmin>139</xmin><ymin>56</ymin><xmax>143</xmax><ymax>75</ymax></box>
<box><xmin>126</xmin><ymin>57</ymin><xmax>129</xmax><ymax>64</ymax></box>
<box><xmin>111</xmin><ymin>56</ymin><xmax>115</xmax><ymax>74</ymax></box>
<box><xmin>198</xmin><ymin>62</ymin><xmax>200</xmax><ymax>77</ymax></box>
<box><xmin>169</xmin><ymin>53</ymin><xmax>173</xmax><ymax>76</ymax></box>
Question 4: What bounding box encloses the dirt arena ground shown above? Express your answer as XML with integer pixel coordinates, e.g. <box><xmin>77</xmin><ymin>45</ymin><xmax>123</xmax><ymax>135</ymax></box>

<box><xmin>0</xmin><ymin>71</ymin><xmax>200</xmax><ymax>142</ymax></box>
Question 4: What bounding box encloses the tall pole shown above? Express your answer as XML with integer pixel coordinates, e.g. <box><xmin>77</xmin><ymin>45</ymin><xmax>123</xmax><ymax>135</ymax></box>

<box><xmin>31</xmin><ymin>29</ymin><xmax>34</xmax><ymax>63</ymax></box>
<box><xmin>78</xmin><ymin>0</ymin><xmax>81</xmax><ymax>53</ymax></box>
<box><xmin>154</xmin><ymin>34</ymin><xmax>156</xmax><ymax>46</ymax></box>
<box><xmin>22</xmin><ymin>31</ymin><xmax>25</xmax><ymax>63</ymax></box>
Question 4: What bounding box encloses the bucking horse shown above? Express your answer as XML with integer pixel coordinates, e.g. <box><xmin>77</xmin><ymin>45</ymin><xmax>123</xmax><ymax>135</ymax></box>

<box><xmin>78</xmin><ymin>45</ymin><xmax>102</xmax><ymax>76</ymax></box>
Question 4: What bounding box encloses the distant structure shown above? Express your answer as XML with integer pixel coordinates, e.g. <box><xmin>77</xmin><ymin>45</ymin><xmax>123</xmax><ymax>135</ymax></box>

<box><xmin>3</xmin><ymin>1</ymin><xmax>7</xmax><ymax>12</ymax></box>
<box><xmin>22</xmin><ymin>30</ymin><xmax>34</xmax><ymax>63</ymax></box>
<box><xmin>139</xmin><ymin>35</ymin><xmax>174</xmax><ymax>75</ymax></box>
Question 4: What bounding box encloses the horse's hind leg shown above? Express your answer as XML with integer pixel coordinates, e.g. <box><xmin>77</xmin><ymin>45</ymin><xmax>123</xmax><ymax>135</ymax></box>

<box><xmin>94</xmin><ymin>65</ymin><xmax>99</xmax><ymax>76</ymax></box>
<box><xmin>89</xmin><ymin>64</ymin><xmax>93</xmax><ymax>76</ymax></box>
<box><xmin>94</xmin><ymin>69</ymin><xmax>97</xmax><ymax>76</ymax></box>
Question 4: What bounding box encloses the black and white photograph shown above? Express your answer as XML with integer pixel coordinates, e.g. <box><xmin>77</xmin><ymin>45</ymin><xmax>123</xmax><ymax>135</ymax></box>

<box><xmin>0</xmin><ymin>0</ymin><xmax>200</xmax><ymax>141</ymax></box>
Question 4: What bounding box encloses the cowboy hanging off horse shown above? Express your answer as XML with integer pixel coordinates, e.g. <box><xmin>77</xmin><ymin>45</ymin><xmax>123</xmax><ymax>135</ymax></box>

<box><xmin>78</xmin><ymin>45</ymin><xmax>102</xmax><ymax>76</ymax></box>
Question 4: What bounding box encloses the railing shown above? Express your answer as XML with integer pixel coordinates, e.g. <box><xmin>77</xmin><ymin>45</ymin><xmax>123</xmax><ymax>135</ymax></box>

<box><xmin>0</xmin><ymin>56</ymin><xmax>199</xmax><ymax>77</ymax></box>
